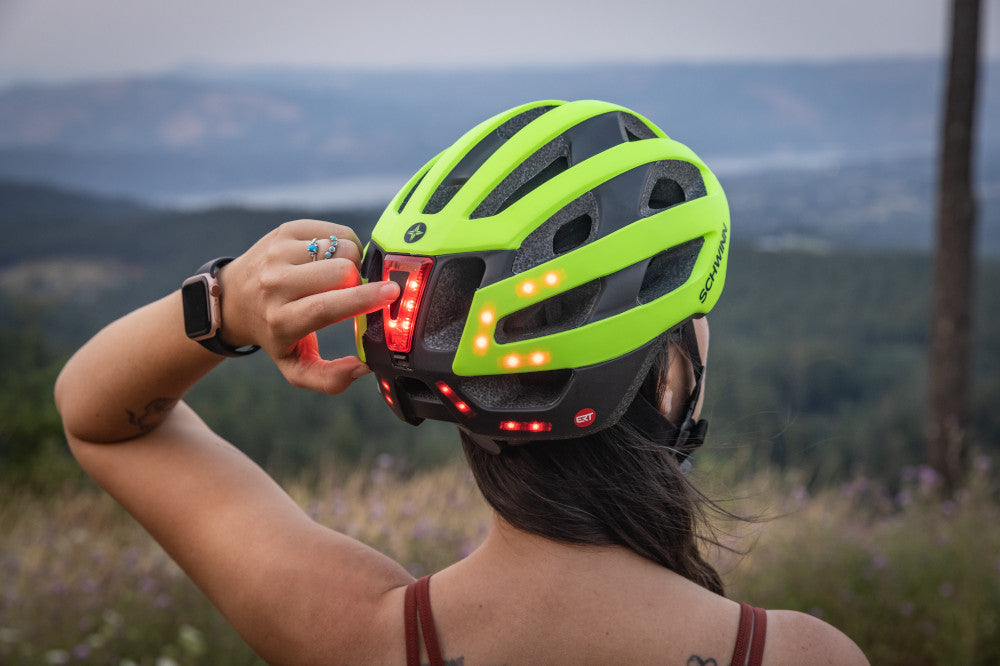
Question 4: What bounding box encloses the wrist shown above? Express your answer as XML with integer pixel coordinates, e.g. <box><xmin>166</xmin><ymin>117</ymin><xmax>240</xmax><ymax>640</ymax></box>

<box><xmin>213</xmin><ymin>261</ymin><xmax>257</xmax><ymax>350</ymax></box>
<box><xmin>182</xmin><ymin>257</ymin><xmax>259</xmax><ymax>357</ymax></box>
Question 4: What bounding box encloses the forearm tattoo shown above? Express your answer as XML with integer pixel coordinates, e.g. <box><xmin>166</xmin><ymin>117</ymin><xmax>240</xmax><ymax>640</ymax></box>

<box><xmin>125</xmin><ymin>397</ymin><xmax>179</xmax><ymax>434</ymax></box>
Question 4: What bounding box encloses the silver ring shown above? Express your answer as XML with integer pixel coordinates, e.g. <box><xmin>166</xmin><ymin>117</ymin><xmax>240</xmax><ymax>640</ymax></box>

<box><xmin>325</xmin><ymin>235</ymin><xmax>339</xmax><ymax>259</ymax></box>
<box><xmin>307</xmin><ymin>238</ymin><xmax>319</xmax><ymax>261</ymax></box>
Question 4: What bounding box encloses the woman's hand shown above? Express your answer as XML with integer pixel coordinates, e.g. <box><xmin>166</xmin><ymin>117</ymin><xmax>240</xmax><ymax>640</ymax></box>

<box><xmin>216</xmin><ymin>219</ymin><xmax>399</xmax><ymax>395</ymax></box>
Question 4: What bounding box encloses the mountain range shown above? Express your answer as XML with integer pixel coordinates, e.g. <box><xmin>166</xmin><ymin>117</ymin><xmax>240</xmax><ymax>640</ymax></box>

<box><xmin>1</xmin><ymin>59</ymin><xmax>998</xmax><ymax>205</ymax></box>
<box><xmin>0</xmin><ymin>59</ymin><xmax>998</xmax><ymax>255</ymax></box>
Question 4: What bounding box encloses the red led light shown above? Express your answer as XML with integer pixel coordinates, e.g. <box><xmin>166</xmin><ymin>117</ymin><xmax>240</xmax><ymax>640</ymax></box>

<box><xmin>435</xmin><ymin>381</ymin><xmax>476</xmax><ymax>417</ymax></box>
<box><xmin>500</xmin><ymin>420</ymin><xmax>552</xmax><ymax>432</ymax></box>
<box><xmin>382</xmin><ymin>254</ymin><xmax>433</xmax><ymax>353</ymax></box>
<box><xmin>379</xmin><ymin>378</ymin><xmax>394</xmax><ymax>406</ymax></box>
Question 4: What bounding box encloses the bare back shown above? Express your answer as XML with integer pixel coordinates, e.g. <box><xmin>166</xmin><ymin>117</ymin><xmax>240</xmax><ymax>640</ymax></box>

<box><xmin>365</xmin><ymin>522</ymin><xmax>868</xmax><ymax>665</ymax></box>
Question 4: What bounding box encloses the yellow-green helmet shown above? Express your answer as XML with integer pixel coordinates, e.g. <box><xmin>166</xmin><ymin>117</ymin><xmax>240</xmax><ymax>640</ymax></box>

<box><xmin>357</xmin><ymin>99</ymin><xmax>729</xmax><ymax>451</ymax></box>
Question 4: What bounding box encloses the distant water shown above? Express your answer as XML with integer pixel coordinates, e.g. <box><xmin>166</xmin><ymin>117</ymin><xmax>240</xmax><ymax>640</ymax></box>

<box><xmin>157</xmin><ymin>145</ymin><xmax>937</xmax><ymax>211</ymax></box>
<box><xmin>160</xmin><ymin>174</ymin><xmax>410</xmax><ymax>211</ymax></box>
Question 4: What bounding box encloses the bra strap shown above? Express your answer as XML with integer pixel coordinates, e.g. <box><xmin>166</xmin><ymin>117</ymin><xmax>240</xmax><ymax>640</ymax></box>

<box><xmin>404</xmin><ymin>580</ymin><xmax>420</xmax><ymax>666</ymax></box>
<box><xmin>730</xmin><ymin>602</ymin><xmax>754</xmax><ymax>666</ymax></box>
<box><xmin>730</xmin><ymin>602</ymin><xmax>768</xmax><ymax>666</ymax></box>
<box><xmin>410</xmin><ymin>575</ymin><xmax>444</xmax><ymax>666</ymax></box>
<box><xmin>749</xmin><ymin>606</ymin><xmax>768</xmax><ymax>666</ymax></box>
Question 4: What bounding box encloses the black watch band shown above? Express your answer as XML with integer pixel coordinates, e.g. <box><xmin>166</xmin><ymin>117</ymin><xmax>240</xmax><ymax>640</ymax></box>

<box><xmin>184</xmin><ymin>257</ymin><xmax>260</xmax><ymax>357</ymax></box>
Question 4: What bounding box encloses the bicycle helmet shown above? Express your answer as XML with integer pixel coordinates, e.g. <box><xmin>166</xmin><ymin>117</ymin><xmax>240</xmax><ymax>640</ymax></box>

<box><xmin>355</xmin><ymin>99</ymin><xmax>730</xmax><ymax>453</ymax></box>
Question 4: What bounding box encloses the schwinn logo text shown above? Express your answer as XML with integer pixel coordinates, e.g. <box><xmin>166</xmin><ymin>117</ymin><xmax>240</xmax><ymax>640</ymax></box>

<box><xmin>699</xmin><ymin>221</ymin><xmax>728</xmax><ymax>303</ymax></box>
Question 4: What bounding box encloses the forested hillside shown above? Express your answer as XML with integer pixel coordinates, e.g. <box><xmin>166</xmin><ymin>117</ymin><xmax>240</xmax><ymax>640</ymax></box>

<box><xmin>1</xmin><ymin>181</ymin><xmax>997</xmax><ymax>486</ymax></box>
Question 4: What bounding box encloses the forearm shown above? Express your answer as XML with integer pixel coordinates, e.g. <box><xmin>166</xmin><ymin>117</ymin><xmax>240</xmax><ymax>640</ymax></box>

<box><xmin>55</xmin><ymin>289</ymin><xmax>224</xmax><ymax>443</ymax></box>
<box><xmin>56</xmin><ymin>219</ymin><xmax>398</xmax><ymax>445</ymax></box>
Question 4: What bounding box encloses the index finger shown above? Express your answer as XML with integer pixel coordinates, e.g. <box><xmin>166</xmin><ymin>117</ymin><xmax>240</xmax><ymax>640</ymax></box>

<box><xmin>278</xmin><ymin>279</ymin><xmax>400</xmax><ymax>344</ymax></box>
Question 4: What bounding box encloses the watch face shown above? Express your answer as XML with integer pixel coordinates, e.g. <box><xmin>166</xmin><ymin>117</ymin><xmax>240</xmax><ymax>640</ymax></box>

<box><xmin>182</xmin><ymin>277</ymin><xmax>213</xmax><ymax>338</ymax></box>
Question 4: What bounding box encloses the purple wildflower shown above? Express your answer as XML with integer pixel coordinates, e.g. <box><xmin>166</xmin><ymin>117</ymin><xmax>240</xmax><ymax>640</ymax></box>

<box><xmin>870</xmin><ymin>551</ymin><xmax>888</xmax><ymax>571</ymax></box>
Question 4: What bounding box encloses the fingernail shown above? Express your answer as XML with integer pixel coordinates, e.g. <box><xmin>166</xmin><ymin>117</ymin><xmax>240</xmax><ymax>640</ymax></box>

<box><xmin>380</xmin><ymin>281</ymin><xmax>400</xmax><ymax>299</ymax></box>
<box><xmin>351</xmin><ymin>365</ymin><xmax>371</xmax><ymax>379</ymax></box>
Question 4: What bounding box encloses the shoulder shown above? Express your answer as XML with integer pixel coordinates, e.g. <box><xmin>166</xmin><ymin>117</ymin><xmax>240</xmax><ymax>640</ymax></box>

<box><xmin>763</xmin><ymin>609</ymin><xmax>870</xmax><ymax>665</ymax></box>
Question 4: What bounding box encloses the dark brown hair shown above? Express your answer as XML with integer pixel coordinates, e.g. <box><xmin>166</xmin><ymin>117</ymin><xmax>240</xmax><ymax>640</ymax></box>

<box><xmin>461</xmin><ymin>344</ymin><xmax>730</xmax><ymax>595</ymax></box>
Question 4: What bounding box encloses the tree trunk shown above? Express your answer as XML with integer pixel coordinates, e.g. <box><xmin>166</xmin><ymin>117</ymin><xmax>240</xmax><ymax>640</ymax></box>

<box><xmin>928</xmin><ymin>0</ymin><xmax>981</xmax><ymax>495</ymax></box>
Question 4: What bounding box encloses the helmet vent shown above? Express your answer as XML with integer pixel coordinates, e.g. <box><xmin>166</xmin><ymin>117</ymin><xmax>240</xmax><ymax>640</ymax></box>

<box><xmin>496</xmin><ymin>155</ymin><xmax>569</xmax><ymax>214</ymax></box>
<box><xmin>365</xmin><ymin>308</ymin><xmax>385</xmax><ymax>341</ymax></box>
<box><xmin>497</xmin><ymin>105</ymin><xmax>557</xmax><ymax>140</ymax></box>
<box><xmin>495</xmin><ymin>280</ymin><xmax>601</xmax><ymax>344</ymax></box>
<box><xmin>473</xmin><ymin>111</ymin><xmax>638</xmax><ymax>220</ymax></box>
<box><xmin>620</xmin><ymin>112</ymin><xmax>657</xmax><ymax>142</ymax></box>
<box><xmin>471</xmin><ymin>137</ymin><xmax>571</xmax><ymax>220</ymax></box>
<box><xmin>461</xmin><ymin>369</ymin><xmax>573</xmax><ymax>410</ymax></box>
<box><xmin>424</xmin><ymin>181</ymin><xmax>463</xmax><ymax>215</ymax></box>
<box><xmin>648</xmin><ymin>178</ymin><xmax>686</xmax><ymax>209</ymax></box>
<box><xmin>423</xmin><ymin>257</ymin><xmax>486</xmax><ymax>351</ymax></box>
<box><xmin>397</xmin><ymin>171</ymin><xmax>427</xmax><ymax>213</ymax></box>
<box><xmin>512</xmin><ymin>190</ymin><xmax>599</xmax><ymax>274</ymax></box>
<box><xmin>423</xmin><ymin>105</ymin><xmax>556</xmax><ymax>215</ymax></box>
<box><xmin>553</xmin><ymin>214</ymin><xmax>592</xmax><ymax>255</ymax></box>
<box><xmin>637</xmin><ymin>238</ymin><xmax>704</xmax><ymax>305</ymax></box>
<box><xmin>397</xmin><ymin>377</ymin><xmax>441</xmax><ymax>404</ymax></box>
<box><xmin>362</xmin><ymin>247</ymin><xmax>385</xmax><ymax>341</ymax></box>
<box><xmin>361</xmin><ymin>244</ymin><xmax>384</xmax><ymax>283</ymax></box>
<box><xmin>639</xmin><ymin>160</ymin><xmax>707</xmax><ymax>217</ymax></box>
<box><xmin>625</xmin><ymin>127</ymin><xmax>646</xmax><ymax>142</ymax></box>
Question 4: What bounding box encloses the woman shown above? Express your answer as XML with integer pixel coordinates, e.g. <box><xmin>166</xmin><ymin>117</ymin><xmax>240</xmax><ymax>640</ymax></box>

<box><xmin>56</xmin><ymin>100</ymin><xmax>868</xmax><ymax>664</ymax></box>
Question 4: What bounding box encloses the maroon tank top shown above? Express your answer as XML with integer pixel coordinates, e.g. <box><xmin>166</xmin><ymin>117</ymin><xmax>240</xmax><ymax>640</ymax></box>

<box><xmin>404</xmin><ymin>575</ymin><xmax>767</xmax><ymax>666</ymax></box>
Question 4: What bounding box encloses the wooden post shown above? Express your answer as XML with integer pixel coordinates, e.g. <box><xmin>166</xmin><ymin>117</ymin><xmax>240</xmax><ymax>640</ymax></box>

<box><xmin>928</xmin><ymin>0</ymin><xmax>982</xmax><ymax>495</ymax></box>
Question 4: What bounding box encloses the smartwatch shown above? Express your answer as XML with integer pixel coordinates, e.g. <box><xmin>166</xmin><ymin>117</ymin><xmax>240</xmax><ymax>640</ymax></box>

<box><xmin>181</xmin><ymin>257</ymin><xmax>260</xmax><ymax>357</ymax></box>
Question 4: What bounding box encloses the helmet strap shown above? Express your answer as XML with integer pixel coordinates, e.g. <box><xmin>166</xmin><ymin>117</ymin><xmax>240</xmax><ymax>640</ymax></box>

<box><xmin>626</xmin><ymin>319</ymin><xmax>708</xmax><ymax>465</ymax></box>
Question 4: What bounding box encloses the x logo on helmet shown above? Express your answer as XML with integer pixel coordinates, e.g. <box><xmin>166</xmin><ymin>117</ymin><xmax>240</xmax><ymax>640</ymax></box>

<box><xmin>404</xmin><ymin>223</ymin><xmax>427</xmax><ymax>243</ymax></box>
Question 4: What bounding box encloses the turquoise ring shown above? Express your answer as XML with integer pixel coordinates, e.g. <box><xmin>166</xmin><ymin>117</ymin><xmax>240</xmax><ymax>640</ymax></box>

<box><xmin>325</xmin><ymin>235</ymin><xmax>339</xmax><ymax>259</ymax></box>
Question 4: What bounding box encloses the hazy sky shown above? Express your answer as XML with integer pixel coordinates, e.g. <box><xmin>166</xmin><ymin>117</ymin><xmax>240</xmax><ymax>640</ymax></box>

<box><xmin>0</xmin><ymin>0</ymin><xmax>998</xmax><ymax>86</ymax></box>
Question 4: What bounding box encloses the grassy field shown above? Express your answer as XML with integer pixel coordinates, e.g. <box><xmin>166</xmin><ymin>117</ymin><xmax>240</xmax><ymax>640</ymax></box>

<box><xmin>2</xmin><ymin>457</ymin><xmax>998</xmax><ymax>665</ymax></box>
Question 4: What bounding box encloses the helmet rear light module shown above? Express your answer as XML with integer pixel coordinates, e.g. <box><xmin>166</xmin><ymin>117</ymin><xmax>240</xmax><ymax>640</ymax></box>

<box><xmin>500</xmin><ymin>420</ymin><xmax>552</xmax><ymax>433</ymax></box>
<box><xmin>382</xmin><ymin>254</ymin><xmax>433</xmax><ymax>353</ymax></box>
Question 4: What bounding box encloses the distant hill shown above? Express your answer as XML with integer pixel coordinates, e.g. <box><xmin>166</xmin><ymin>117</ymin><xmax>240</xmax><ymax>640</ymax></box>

<box><xmin>1</xmin><ymin>59</ymin><xmax>998</xmax><ymax>203</ymax></box>
<box><xmin>2</xmin><ymin>140</ymin><xmax>998</xmax><ymax>264</ymax></box>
